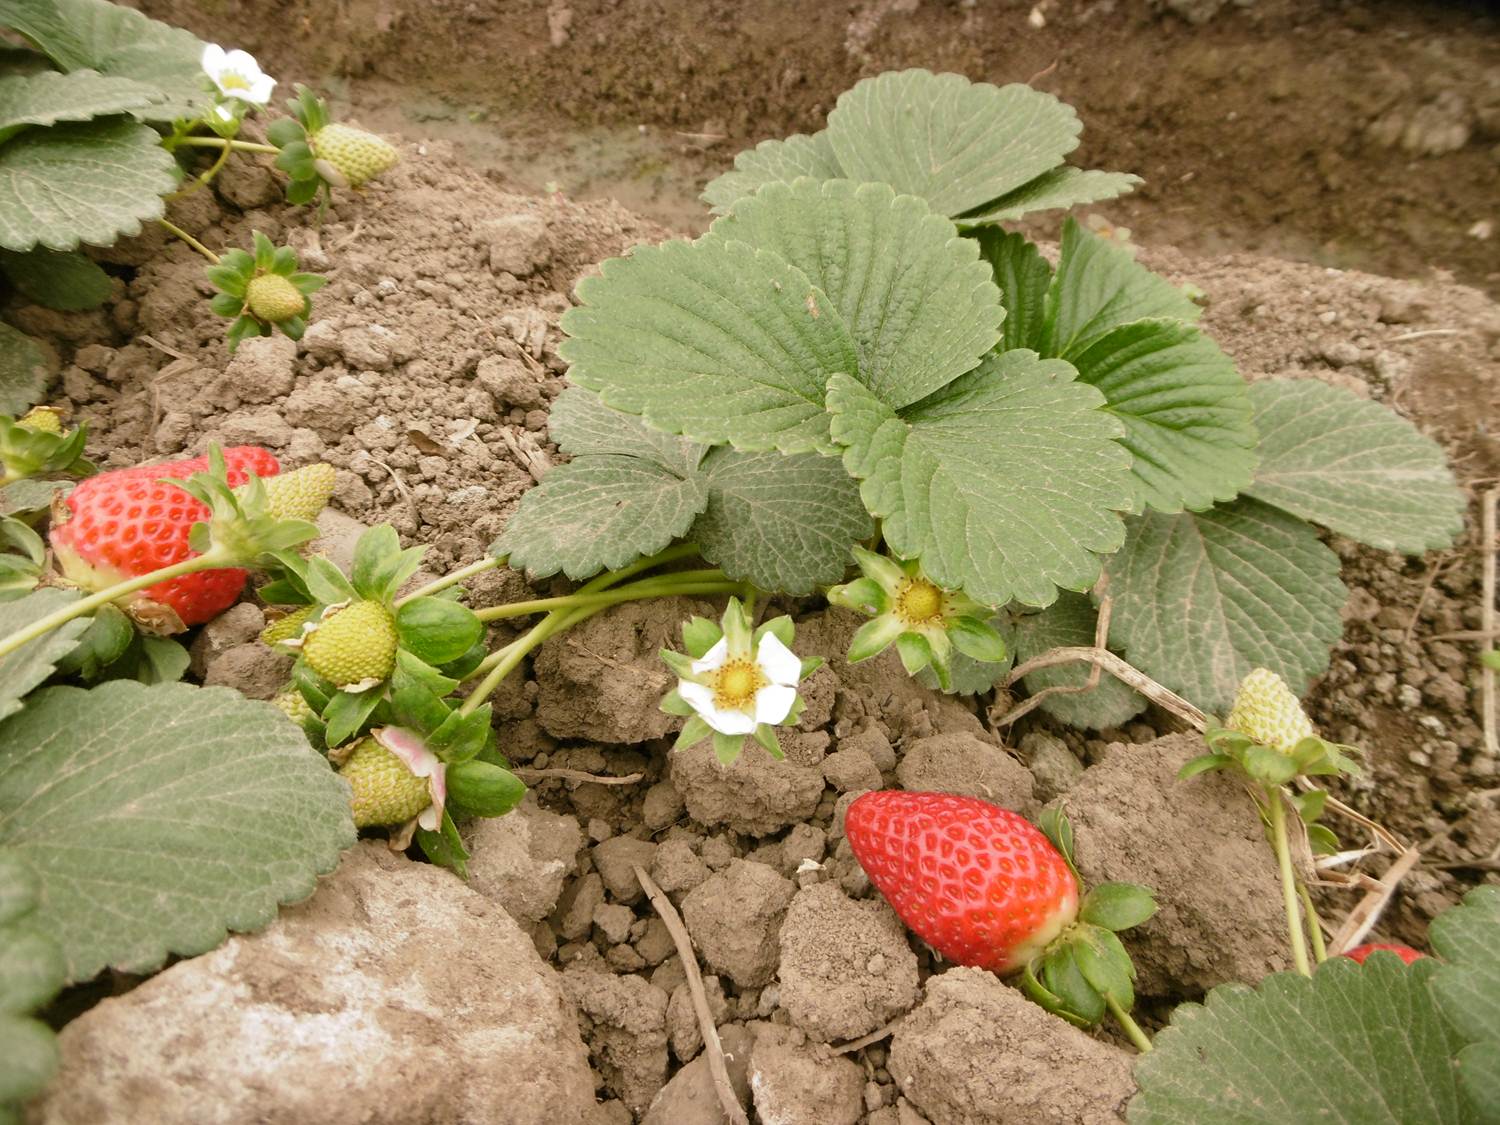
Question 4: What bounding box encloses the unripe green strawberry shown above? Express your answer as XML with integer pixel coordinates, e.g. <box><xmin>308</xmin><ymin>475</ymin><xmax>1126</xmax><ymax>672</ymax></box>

<box><xmin>1225</xmin><ymin>667</ymin><xmax>1315</xmax><ymax>755</ymax></box>
<box><xmin>310</xmin><ymin>123</ymin><xmax>399</xmax><ymax>187</ymax></box>
<box><xmin>252</xmin><ymin>462</ymin><xmax>336</xmax><ymax>521</ymax></box>
<box><xmin>18</xmin><ymin>406</ymin><xmax>62</xmax><ymax>434</ymax></box>
<box><xmin>302</xmin><ymin>599</ymin><xmax>397</xmax><ymax>687</ymax></box>
<box><xmin>338</xmin><ymin>737</ymin><xmax>432</xmax><ymax>827</ymax></box>
<box><xmin>261</xmin><ymin>605</ymin><xmax>318</xmax><ymax>650</ymax></box>
<box><xmin>245</xmin><ymin>273</ymin><xmax>307</xmax><ymax>323</ymax></box>
<box><xmin>273</xmin><ymin>688</ymin><xmax>314</xmax><ymax>724</ymax></box>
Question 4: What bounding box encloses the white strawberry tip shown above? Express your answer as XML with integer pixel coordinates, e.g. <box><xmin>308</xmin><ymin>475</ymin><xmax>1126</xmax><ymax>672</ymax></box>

<box><xmin>373</xmin><ymin>726</ymin><xmax>447</xmax><ymax>831</ymax></box>
<box><xmin>1000</xmin><ymin>884</ymin><xmax>1081</xmax><ymax>974</ymax></box>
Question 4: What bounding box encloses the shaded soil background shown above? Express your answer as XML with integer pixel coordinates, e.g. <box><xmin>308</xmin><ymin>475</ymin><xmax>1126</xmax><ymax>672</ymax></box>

<box><xmin>137</xmin><ymin>0</ymin><xmax>1500</xmax><ymax>293</ymax></box>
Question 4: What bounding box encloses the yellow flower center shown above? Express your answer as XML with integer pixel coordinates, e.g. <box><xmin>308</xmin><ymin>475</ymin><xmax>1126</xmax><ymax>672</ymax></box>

<box><xmin>895</xmin><ymin>578</ymin><xmax>945</xmax><ymax>626</ymax></box>
<box><xmin>711</xmin><ymin>659</ymin><xmax>766</xmax><ymax>712</ymax></box>
<box><xmin>219</xmin><ymin>71</ymin><xmax>251</xmax><ymax>91</ymax></box>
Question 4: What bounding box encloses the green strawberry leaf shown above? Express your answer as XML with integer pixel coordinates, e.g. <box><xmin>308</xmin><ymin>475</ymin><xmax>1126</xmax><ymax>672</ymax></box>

<box><xmin>0</xmin><ymin>588</ymin><xmax>91</xmax><ymax>722</ymax></box>
<box><xmin>0</xmin><ymin>680</ymin><xmax>353</xmax><ymax>981</ymax></box>
<box><xmin>0</xmin><ymin>323</ymin><xmax>53</xmax><ymax>416</ymax></box>
<box><xmin>0</xmin><ymin>247</ymin><xmax>112</xmax><ymax>310</ymax></box>
<box><xmin>701</xmin><ymin>130</ymin><xmax>842</xmax><ymax>214</ymax></box>
<box><xmin>1009</xmin><ymin>592</ymin><xmax>1147</xmax><ymax>730</ymax></box>
<box><xmin>1105</xmin><ymin>498</ymin><xmax>1347</xmax><ymax>715</ymax></box>
<box><xmin>1430</xmin><ymin>886</ymin><xmax>1500</xmax><ymax>1118</ymax></box>
<box><xmin>0</xmin><ymin>1014</ymin><xmax>56</xmax><ymax>1105</ymax></box>
<box><xmin>974</xmin><ymin>227</ymin><xmax>1052</xmax><ymax>353</ymax></box>
<box><xmin>825</xmin><ymin>69</ymin><xmax>1082</xmax><ymax>218</ymax></box>
<box><xmin>0</xmin><ymin>68</ymin><xmax>161</xmax><ymax>143</ymax></box>
<box><xmin>705</xmin><ymin>178</ymin><xmax>1002</xmax><ymax>410</ymax></box>
<box><xmin>560</xmin><ymin>236</ymin><xmax>859</xmax><ymax>455</ymax></box>
<box><xmin>0</xmin><ymin>480</ymin><xmax>70</xmax><ymax>518</ymax></box>
<box><xmin>1243</xmin><ymin>378</ymin><xmax>1464</xmax><ymax>554</ymax></box>
<box><xmin>1130</xmin><ymin>958</ymin><xmax>1467</xmax><ymax>1124</ymax></box>
<box><xmin>956</xmin><ymin>167</ymin><xmax>1143</xmax><ymax>228</ymax></box>
<box><xmin>827</xmin><ymin>351</ymin><xmax>1132</xmax><ymax>607</ymax></box>
<box><xmin>0</xmin><ymin>118</ymin><xmax>178</xmax><ymax>252</ymax></box>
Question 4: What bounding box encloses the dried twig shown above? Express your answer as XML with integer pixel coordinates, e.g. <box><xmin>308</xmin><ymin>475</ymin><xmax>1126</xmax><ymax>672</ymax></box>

<box><xmin>1402</xmin><ymin>553</ymin><xmax>1451</xmax><ymax>643</ymax></box>
<box><xmin>999</xmin><ymin>645</ymin><xmax>1211</xmax><ymax>731</ymax></box>
<box><xmin>1386</xmin><ymin>328</ymin><xmax>1470</xmax><ymax>343</ymax></box>
<box><xmin>634</xmin><ymin>865</ymin><xmax>747</xmax><ymax>1125</ymax></box>
<box><xmin>512</xmin><ymin>768</ymin><xmax>643</xmax><ymax>787</ymax></box>
<box><xmin>832</xmin><ymin>1018</ymin><xmax>902</xmax><ymax>1055</ymax></box>
<box><xmin>1327</xmin><ymin>846</ymin><xmax>1422</xmax><ymax>955</ymax></box>
<box><xmin>1483</xmin><ymin>488</ymin><xmax>1498</xmax><ymax>757</ymax></box>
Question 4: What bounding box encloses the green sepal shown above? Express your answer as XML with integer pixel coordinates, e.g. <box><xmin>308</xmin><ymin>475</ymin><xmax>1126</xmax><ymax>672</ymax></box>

<box><xmin>948</xmin><ymin>615</ymin><xmax>1007</xmax><ymax>664</ymax></box>
<box><xmin>826</xmin><ymin>576</ymin><xmax>886</xmax><ymax>615</ymax></box>
<box><xmin>753</xmin><ymin>722</ymin><xmax>784</xmax><ymax>759</ymax></box>
<box><xmin>1079</xmin><ymin>882</ymin><xmax>1158</xmax><ymax>932</ymax></box>
<box><xmin>1483</xmin><ymin>650</ymin><xmax>1500</xmax><ymax>671</ymax></box>
<box><xmin>224</xmin><ymin>314</ymin><xmax>264</xmax><ymax>353</ymax></box>
<box><xmin>388</xmin><ymin>653</ymin><xmax>457</xmax><ymax>735</ymax></box>
<box><xmin>0</xmin><ymin>925</ymin><xmax>65</xmax><ymax>1014</ymax></box>
<box><xmin>753</xmin><ymin>614</ymin><xmax>795</xmax><ymax>650</ymax></box>
<box><xmin>1040</xmin><ymin>945</ymin><xmax>1108</xmax><ymax>1027</ymax></box>
<box><xmin>1020</xmin><ymin>956</ymin><xmax>1098</xmax><ymax>1029</ymax></box>
<box><xmin>721</xmin><ymin>596</ymin><xmax>752</xmax><ymax>654</ymax></box>
<box><xmin>292</xmin><ymin>661</ymin><xmax>335</xmax><ymax>713</ymax></box>
<box><xmin>395</xmin><ymin>597</ymin><xmax>484</xmax><ymax>667</ymax></box>
<box><xmin>219</xmin><ymin>248</ymin><xmax>254</xmax><ymax>273</ymax></box>
<box><xmin>209</xmin><ymin>291</ymin><xmax>244</xmax><ymax>318</ymax></box>
<box><xmin>673</xmin><ymin>713</ymin><xmax>712</xmax><ymax>751</ymax></box>
<box><xmin>426</xmin><ymin>705</ymin><xmax>491</xmax><ymax>764</ymax></box>
<box><xmin>682</xmin><ymin>615</ymin><xmax>722</xmax><ymax>659</ymax></box>
<box><xmin>321</xmin><ymin>683</ymin><xmax>385</xmax><ymax>747</ymax></box>
<box><xmin>1177</xmin><ymin>752</ymin><xmax>1235</xmax><ymax>781</ymax></box>
<box><xmin>205</xmin><ymin>265</ymin><xmax>247</xmax><ymax>297</ymax></box>
<box><xmin>251</xmin><ymin>231</ymin><xmax>276</xmax><ymax>271</ymax></box>
<box><xmin>659</xmin><ymin>688</ymin><xmax>694</xmax><ymax>717</ymax></box>
<box><xmin>289</xmin><ymin>272</ymin><xmax>327</xmax><ymax>295</ymax></box>
<box><xmin>798</xmin><ymin>656</ymin><xmax>824</xmax><ymax>679</ymax></box>
<box><xmin>445</xmin><ymin>760</ymin><xmax>526</xmax><ymax>818</ymax></box>
<box><xmin>435</xmin><ymin>638</ymin><xmax>488</xmax><ymax>681</ymax></box>
<box><xmin>712</xmin><ymin>730</ymin><xmax>745</xmax><ymax>765</ymax></box>
<box><xmin>286</xmin><ymin>175</ymin><xmax>321</xmax><ymax>206</ymax></box>
<box><xmin>414</xmin><ymin>809</ymin><xmax>469</xmax><ymax>878</ymax></box>
<box><xmin>287</xmin><ymin>84</ymin><xmax>329</xmax><ymax>133</ymax></box>
<box><xmin>1073</xmin><ymin>924</ymin><xmax>1136</xmax><ymax>1009</ymax></box>
<box><xmin>0</xmin><ymin>416</ymin><xmax>92</xmax><ymax>481</ymax></box>
<box><xmin>270</xmin><ymin>246</ymin><xmax>298</xmax><ymax>275</ymax></box>
<box><xmin>1306</xmin><ymin>823</ymin><xmax>1341</xmax><ymax>855</ymax></box>
<box><xmin>1242</xmin><ymin>745</ymin><xmax>1298</xmax><ymax>787</ymax></box>
<box><xmin>1038</xmin><ymin>805</ymin><xmax>1077</xmax><ymax>869</ymax></box>
<box><xmin>895</xmin><ymin>632</ymin><xmax>935</xmax><ymax>678</ymax></box>
<box><xmin>50</xmin><ymin>604</ymin><xmax>134</xmax><ymax>681</ymax></box>
<box><xmin>847</xmin><ymin>614</ymin><xmax>904</xmax><ymax>663</ymax></box>
<box><xmin>659</xmin><ymin>648</ymin><xmax>697</xmax><ymax>681</ymax></box>
<box><xmin>278</xmin><ymin>315</ymin><xmax>307</xmax><ymax>342</ymax></box>
<box><xmin>350</xmin><ymin>525</ymin><xmax>425</xmax><ymax>603</ymax></box>
<box><xmin>265</xmin><ymin>117</ymin><xmax>306</xmax><ymax>148</ymax></box>
<box><xmin>850</xmin><ymin>545</ymin><xmax>906</xmax><ymax>591</ymax></box>
<box><xmin>1292</xmin><ymin>788</ymin><xmax>1327</xmax><ymax>824</ymax></box>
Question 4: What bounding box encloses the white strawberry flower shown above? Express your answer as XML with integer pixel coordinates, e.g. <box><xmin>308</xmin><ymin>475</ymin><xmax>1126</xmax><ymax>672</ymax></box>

<box><xmin>201</xmin><ymin>44</ymin><xmax>276</xmax><ymax>105</ymax></box>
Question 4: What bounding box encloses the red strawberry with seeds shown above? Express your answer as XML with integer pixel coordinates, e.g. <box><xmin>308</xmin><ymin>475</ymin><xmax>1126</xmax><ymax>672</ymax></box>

<box><xmin>50</xmin><ymin>447</ymin><xmax>281</xmax><ymax>631</ymax></box>
<box><xmin>1342</xmin><ymin>942</ymin><xmax>1426</xmax><ymax>965</ymax></box>
<box><xmin>846</xmin><ymin>790</ymin><xmax>1080</xmax><ymax>974</ymax></box>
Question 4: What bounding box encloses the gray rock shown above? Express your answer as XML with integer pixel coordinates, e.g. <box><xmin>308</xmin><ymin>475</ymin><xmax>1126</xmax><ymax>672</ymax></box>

<box><xmin>202</xmin><ymin>643</ymin><xmax>292</xmax><ymax>700</ymax></box>
<box><xmin>670</xmin><ymin>743</ymin><xmax>826</xmax><ymax>836</ymax></box>
<box><xmin>481</xmin><ymin>214</ymin><xmax>551</xmax><ymax>276</ymax></box>
<box><xmin>28</xmin><ymin>843</ymin><xmax>596</xmax><ymax>1125</ymax></box>
<box><xmin>476</xmin><ymin>354</ymin><xmax>547</xmax><ymax>409</ymax></box>
<box><xmin>1021</xmin><ymin>731</ymin><xmax>1084</xmax><ymax>802</ymax></box>
<box><xmin>822</xmin><ymin>744</ymin><xmax>882</xmax><ymax>793</ymax></box>
<box><xmin>188</xmin><ymin>602</ymin><xmax>266</xmax><ymax>677</ymax></box>
<box><xmin>464</xmin><ymin>798</ymin><xmax>582</xmax><ymax>924</ymax></box>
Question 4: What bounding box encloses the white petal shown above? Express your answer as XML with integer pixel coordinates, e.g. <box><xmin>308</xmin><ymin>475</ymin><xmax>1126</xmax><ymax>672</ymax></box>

<box><xmin>418</xmin><ymin>762</ymin><xmax>448</xmax><ymax>831</ymax></box>
<box><xmin>246</xmin><ymin>74</ymin><xmax>276</xmax><ymax>104</ymax></box>
<box><xmin>224</xmin><ymin>49</ymin><xmax>262</xmax><ymax>75</ymax></box>
<box><xmin>690</xmin><ymin>637</ymin><xmax>729</xmax><ymax>676</ymax></box>
<box><xmin>755</xmin><ymin>632</ymin><xmax>802</xmax><ymax>686</ymax></box>
<box><xmin>700</xmin><ymin>704</ymin><xmax>757</xmax><ymax>735</ymax></box>
<box><xmin>753</xmin><ymin>684</ymin><xmax>797</xmax><ymax>726</ymax></box>
<box><xmin>375</xmin><ymin>726</ymin><xmax>440</xmax><ymax>778</ymax></box>
<box><xmin>201</xmin><ymin>44</ymin><xmax>227</xmax><ymax>74</ymax></box>
<box><xmin>677</xmin><ymin>680</ymin><xmax>717</xmax><ymax>715</ymax></box>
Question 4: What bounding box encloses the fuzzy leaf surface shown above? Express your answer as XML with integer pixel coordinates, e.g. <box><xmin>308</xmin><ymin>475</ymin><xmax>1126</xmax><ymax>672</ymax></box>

<box><xmin>560</xmin><ymin>237</ymin><xmax>859</xmax><ymax>454</ymax></box>
<box><xmin>826</xmin><ymin>69</ymin><xmax>1081</xmax><ymax>218</ymax></box>
<box><xmin>0</xmin><ymin>118</ymin><xmax>177</xmax><ymax>251</ymax></box>
<box><xmin>1243</xmin><ymin>378</ymin><xmax>1464</xmax><ymax>553</ymax></box>
<box><xmin>1430</xmin><ymin>886</ymin><xmax>1500</xmax><ymax>1119</ymax></box>
<box><xmin>701</xmin><ymin>131</ymin><xmax>842</xmax><ymax>214</ymax></box>
<box><xmin>0</xmin><ymin>589</ymin><xmax>89</xmax><ymax>722</ymax></box>
<box><xmin>1105</xmin><ymin>499</ymin><xmax>1346</xmax><ymax>713</ymax></box>
<box><xmin>1130</xmin><ymin>958</ymin><xmax>1466</xmax><ymax>1124</ymax></box>
<box><xmin>957</xmin><ymin>167</ymin><xmax>1142</xmax><ymax>227</ymax></box>
<box><xmin>0</xmin><ymin>323</ymin><xmax>52</xmax><ymax>415</ymax></box>
<box><xmin>0</xmin><ymin>247</ymin><xmax>111</xmax><ymax>310</ymax></box>
<box><xmin>708</xmin><ymin>179</ymin><xmax>1001</xmax><ymax>409</ymax></box>
<box><xmin>0</xmin><ymin>681</ymin><xmax>354</xmax><ymax>981</ymax></box>
<box><xmin>975</xmin><ymin>228</ymin><xmax>1052</xmax><ymax>353</ymax></box>
<box><xmin>1070</xmin><ymin>318</ymin><xmax>1256</xmax><ymax>513</ymax></box>
<box><xmin>1010</xmin><ymin>592</ymin><xmax>1146</xmax><ymax>729</ymax></box>
<box><xmin>828</xmin><ymin>350</ymin><xmax>1132</xmax><ymax>607</ymax></box>
<box><xmin>0</xmin><ymin>68</ymin><xmax>160</xmax><ymax>143</ymax></box>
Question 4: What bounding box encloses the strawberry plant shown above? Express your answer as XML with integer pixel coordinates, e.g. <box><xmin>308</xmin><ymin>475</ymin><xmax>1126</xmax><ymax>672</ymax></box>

<box><xmin>0</xmin><ymin>0</ymin><xmax>398</xmax><ymax>356</ymax></box>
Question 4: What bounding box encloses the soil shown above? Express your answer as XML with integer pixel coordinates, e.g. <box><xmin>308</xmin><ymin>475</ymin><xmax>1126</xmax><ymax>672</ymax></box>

<box><xmin>16</xmin><ymin>3</ymin><xmax>1500</xmax><ymax>1120</ymax></box>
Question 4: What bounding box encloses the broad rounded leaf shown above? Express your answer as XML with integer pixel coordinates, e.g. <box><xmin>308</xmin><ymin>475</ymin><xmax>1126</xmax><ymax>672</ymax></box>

<box><xmin>548</xmin><ymin>380</ymin><xmax>705</xmax><ymax>476</ymax></box>
<box><xmin>1044</xmin><ymin>218</ymin><xmax>1202</xmax><ymax>360</ymax></box>
<box><xmin>975</xmin><ymin>227</ymin><xmax>1052</xmax><ymax>353</ymax></box>
<box><xmin>0</xmin><ymin>69</ymin><xmax>161</xmax><ymax>144</ymax></box>
<box><xmin>1130</xmin><ymin>958</ymin><xmax>1466</xmax><ymax>1124</ymax></box>
<box><xmin>702</xmin><ymin>131</ymin><xmax>842</xmax><ymax>214</ymax></box>
<box><xmin>1430</xmin><ymin>886</ymin><xmax>1500</xmax><ymax>1103</ymax></box>
<box><xmin>0</xmin><ymin>1015</ymin><xmax>56</xmax><ymax>1104</ymax></box>
<box><xmin>560</xmin><ymin>236</ymin><xmax>859</xmax><ymax>454</ymax></box>
<box><xmin>0</xmin><ymin>588</ymin><xmax>90</xmax><ymax>722</ymax></box>
<box><xmin>692</xmin><ymin>447</ymin><xmax>873</xmax><ymax>595</ymax></box>
<box><xmin>826</xmin><ymin>69</ymin><xmax>1081</xmax><ymax>218</ymax></box>
<box><xmin>0</xmin><ymin>681</ymin><xmax>354</xmax><ymax>981</ymax></box>
<box><xmin>1105</xmin><ymin>499</ymin><xmax>1346</xmax><ymax>713</ymax></box>
<box><xmin>708</xmin><ymin>178</ymin><xmax>1002</xmax><ymax>410</ymax></box>
<box><xmin>0</xmin><ymin>118</ymin><xmax>178</xmax><ymax>252</ymax></box>
<box><xmin>1011</xmin><ymin>592</ymin><xmax>1146</xmax><ymax>729</ymax></box>
<box><xmin>0</xmin><ymin>323</ymin><xmax>53</xmax><ymax>416</ymax></box>
<box><xmin>0</xmin><ymin>247</ymin><xmax>112</xmax><ymax>310</ymax></box>
<box><xmin>828</xmin><ymin>350</ymin><xmax>1132</xmax><ymax>608</ymax></box>
<box><xmin>0</xmin><ymin>925</ymin><xmax>64</xmax><ymax>1014</ymax></box>
<box><xmin>1070</xmin><ymin>319</ymin><xmax>1257</xmax><ymax>514</ymax></box>
<box><xmin>958</xmin><ymin>167</ymin><xmax>1142</xmax><ymax>228</ymax></box>
<box><xmin>1243</xmin><ymin>377</ymin><xmax>1464</xmax><ymax>554</ymax></box>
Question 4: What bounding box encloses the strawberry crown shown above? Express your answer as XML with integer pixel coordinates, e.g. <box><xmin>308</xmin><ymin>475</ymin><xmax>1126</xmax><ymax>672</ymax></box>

<box><xmin>171</xmin><ymin>445</ymin><xmax>321</xmax><ymax>564</ymax></box>
<box><xmin>0</xmin><ymin>411</ymin><xmax>93</xmax><ymax>485</ymax></box>
<box><xmin>205</xmin><ymin>231</ymin><xmax>326</xmax><ymax>351</ymax></box>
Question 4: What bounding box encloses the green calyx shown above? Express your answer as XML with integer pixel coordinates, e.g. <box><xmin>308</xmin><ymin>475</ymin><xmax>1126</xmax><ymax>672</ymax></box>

<box><xmin>270</xmin><ymin>85</ymin><xmax>395</xmax><ymax>199</ymax></box>
<box><xmin>172</xmin><ymin>445</ymin><xmax>321</xmax><ymax>565</ymax></box>
<box><xmin>828</xmin><ymin>546</ymin><xmax>1006</xmax><ymax>691</ymax></box>
<box><xmin>1181</xmin><ymin>725</ymin><xmax>1361</xmax><ymax>801</ymax></box>
<box><xmin>206</xmin><ymin>230</ymin><xmax>326</xmax><ymax>351</ymax></box>
<box><xmin>0</xmin><ymin>410</ymin><xmax>93</xmax><ymax>485</ymax></box>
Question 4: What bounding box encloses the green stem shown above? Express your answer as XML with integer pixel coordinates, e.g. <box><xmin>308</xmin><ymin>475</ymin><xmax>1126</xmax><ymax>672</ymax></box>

<box><xmin>1299</xmin><ymin>881</ymin><xmax>1329</xmax><ymax>964</ymax></box>
<box><xmin>158</xmin><ymin>219</ymin><xmax>220</xmax><ymax>265</ymax></box>
<box><xmin>458</xmin><ymin>604</ymin><xmax>594</xmax><ymax>716</ymax></box>
<box><xmin>474</xmin><ymin>570</ymin><xmax>731</xmax><ymax>621</ymax></box>
<box><xmin>1268</xmin><ymin>788</ymin><xmax>1312</xmax><ymax>977</ymax></box>
<box><xmin>1105</xmin><ymin>996</ymin><xmax>1152</xmax><ymax>1053</ymax></box>
<box><xmin>169</xmin><ymin>136</ymin><xmax>280</xmax><ymax>155</ymax></box>
<box><xmin>167</xmin><ymin>138</ymin><xmax>235</xmax><ymax>201</ymax></box>
<box><xmin>395</xmin><ymin>555</ymin><xmax>503</xmax><ymax>607</ymax></box>
<box><xmin>0</xmin><ymin>552</ymin><xmax>229</xmax><ymax>661</ymax></box>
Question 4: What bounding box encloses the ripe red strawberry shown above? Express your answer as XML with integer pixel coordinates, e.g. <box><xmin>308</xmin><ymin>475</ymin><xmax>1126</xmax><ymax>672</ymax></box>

<box><xmin>51</xmin><ymin>447</ymin><xmax>281</xmax><ymax>630</ymax></box>
<box><xmin>1342</xmin><ymin>942</ymin><xmax>1426</xmax><ymax>965</ymax></box>
<box><xmin>846</xmin><ymin>790</ymin><xmax>1080</xmax><ymax>974</ymax></box>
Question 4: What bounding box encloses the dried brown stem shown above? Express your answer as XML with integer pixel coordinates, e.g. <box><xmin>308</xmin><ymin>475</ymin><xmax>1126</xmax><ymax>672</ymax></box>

<box><xmin>832</xmin><ymin>1019</ymin><xmax>902</xmax><ymax>1055</ymax></box>
<box><xmin>1328</xmin><ymin>846</ymin><xmax>1423</xmax><ymax>955</ymax></box>
<box><xmin>999</xmin><ymin>645</ymin><xmax>1211</xmax><ymax>731</ymax></box>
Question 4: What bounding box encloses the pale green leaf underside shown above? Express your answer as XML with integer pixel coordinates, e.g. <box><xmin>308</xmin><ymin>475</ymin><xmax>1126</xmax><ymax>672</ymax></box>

<box><xmin>1011</xmin><ymin>592</ymin><xmax>1146</xmax><ymax>729</ymax></box>
<box><xmin>0</xmin><ymin>247</ymin><xmax>112</xmax><ymax>310</ymax></box>
<box><xmin>0</xmin><ymin>589</ymin><xmax>89</xmax><ymax>723</ymax></box>
<box><xmin>708</xmin><ymin>178</ymin><xmax>1002</xmax><ymax>409</ymax></box>
<box><xmin>1244</xmin><ymin>378</ymin><xmax>1464</xmax><ymax>554</ymax></box>
<box><xmin>1045</xmin><ymin>218</ymin><xmax>1202</xmax><ymax>360</ymax></box>
<box><xmin>547</xmin><ymin>375</ymin><xmax>706</xmax><ymax>476</ymax></box>
<box><xmin>701</xmin><ymin>130</ymin><xmax>842</xmax><ymax>215</ymax></box>
<box><xmin>0</xmin><ymin>323</ymin><xmax>53</xmax><ymax>415</ymax></box>
<box><xmin>693</xmin><ymin>446</ymin><xmax>873</xmax><ymax>594</ymax></box>
<box><xmin>560</xmin><ymin>237</ymin><xmax>859</xmax><ymax>455</ymax></box>
<box><xmin>0</xmin><ymin>69</ymin><xmax>160</xmax><ymax>144</ymax></box>
<box><xmin>0</xmin><ymin>1014</ymin><xmax>56</xmax><ymax>1103</ymax></box>
<box><xmin>1105</xmin><ymin>498</ymin><xmax>1346</xmax><ymax>714</ymax></box>
<box><xmin>976</xmin><ymin>228</ymin><xmax>1052</xmax><ymax>354</ymax></box>
<box><xmin>957</xmin><ymin>167</ymin><xmax>1142</xmax><ymax>228</ymax></box>
<box><xmin>828</xmin><ymin>350</ymin><xmax>1132</xmax><ymax>608</ymax></box>
<box><xmin>0</xmin><ymin>681</ymin><xmax>354</xmax><ymax>981</ymax></box>
<box><xmin>826</xmin><ymin>69</ymin><xmax>1081</xmax><ymax>219</ymax></box>
<box><xmin>0</xmin><ymin>118</ymin><xmax>177</xmax><ymax>251</ymax></box>
<box><xmin>3</xmin><ymin>0</ymin><xmax>212</xmax><ymax>122</ymax></box>
<box><xmin>1071</xmin><ymin>318</ymin><xmax>1257</xmax><ymax>514</ymax></box>
<box><xmin>1129</xmin><ymin>959</ymin><xmax>1465</xmax><ymax>1124</ymax></box>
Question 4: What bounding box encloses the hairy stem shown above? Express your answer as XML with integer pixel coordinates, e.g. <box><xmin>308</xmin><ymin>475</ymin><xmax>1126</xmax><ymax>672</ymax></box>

<box><xmin>1299</xmin><ymin>881</ymin><xmax>1329</xmax><ymax>964</ymax></box>
<box><xmin>157</xmin><ymin>219</ymin><xmax>221</xmax><ymax>265</ymax></box>
<box><xmin>169</xmin><ymin>136</ymin><xmax>280</xmax><ymax>155</ymax></box>
<box><xmin>1105</xmin><ymin>996</ymin><xmax>1152</xmax><ymax>1054</ymax></box>
<box><xmin>1268</xmin><ymin>788</ymin><xmax>1312</xmax><ymax>977</ymax></box>
<box><xmin>395</xmin><ymin>555</ymin><xmax>503</xmax><ymax>607</ymax></box>
<box><xmin>0</xmin><ymin>551</ymin><xmax>230</xmax><ymax>661</ymax></box>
